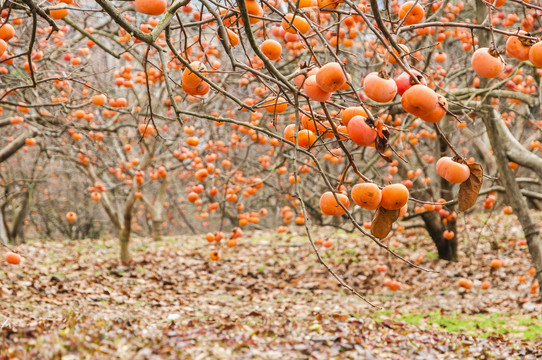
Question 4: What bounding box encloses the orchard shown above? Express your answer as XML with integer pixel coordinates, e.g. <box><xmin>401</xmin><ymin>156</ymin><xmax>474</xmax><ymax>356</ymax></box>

<box><xmin>1</xmin><ymin>0</ymin><xmax>542</xmax><ymax>356</ymax></box>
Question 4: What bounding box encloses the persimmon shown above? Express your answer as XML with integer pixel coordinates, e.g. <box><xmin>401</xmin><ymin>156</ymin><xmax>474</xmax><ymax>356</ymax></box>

<box><xmin>394</xmin><ymin>70</ymin><xmax>427</xmax><ymax>95</ymax></box>
<box><xmin>0</xmin><ymin>39</ymin><xmax>6</xmax><ymax>57</ymax></box>
<box><xmin>471</xmin><ymin>48</ymin><xmax>505</xmax><ymax>78</ymax></box>
<box><xmin>182</xmin><ymin>61</ymin><xmax>207</xmax><ymax>89</ymax></box>
<box><xmin>134</xmin><ymin>0</ymin><xmax>167</xmax><ymax>15</ymax></box>
<box><xmin>347</xmin><ymin>115</ymin><xmax>376</xmax><ymax>147</ymax></box>
<box><xmin>297</xmin><ymin>129</ymin><xmax>317</xmax><ymax>149</ymax></box>
<box><xmin>303</xmin><ymin>75</ymin><xmax>331</xmax><ymax>102</ymax></box>
<box><xmin>363</xmin><ymin>72</ymin><xmax>397</xmax><ymax>103</ymax></box>
<box><xmin>218</xmin><ymin>29</ymin><xmax>239</xmax><ymax>47</ymax></box>
<box><xmin>341</xmin><ymin>107</ymin><xmax>368</xmax><ymax>126</ymax></box>
<box><xmin>315</xmin><ymin>62</ymin><xmax>346</xmax><ymax>93</ymax></box>
<box><xmin>506</xmin><ymin>32</ymin><xmax>532</xmax><ymax>61</ymax></box>
<box><xmin>299</xmin><ymin>0</ymin><xmax>317</xmax><ymax>7</ymax></box>
<box><xmin>209</xmin><ymin>250</ymin><xmax>220</xmax><ymax>261</ymax></box>
<box><xmin>92</xmin><ymin>94</ymin><xmax>107</xmax><ymax>106</ymax></box>
<box><xmin>399</xmin><ymin>1</ymin><xmax>425</xmax><ymax>25</ymax></box>
<box><xmin>66</xmin><ymin>212</ymin><xmax>77</xmax><ymax>222</ymax></box>
<box><xmin>91</xmin><ymin>192</ymin><xmax>102</xmax><ymax>201</ymax></box>
<box><xmin>319</xmin><ymin>191</ymin><xmax>349</xmax><ymax>216</ymax></box>
<box><xmin>0</xmin><ymin>24</ymin><xmax>15</xmax><ymax>41</ymax></box>
<box><xmin>380</xmin><ymin>184</ymin><xmax>409</xmax><ymax>210</ymax></box>
<box><xmin>243</xmin><ymin>0</ymin><xmax>264</xmax><ymax>25</ymax></box>
<box><xmin>260</xmin><ymin>39</ymin><xmax>282</xmax><ymax>60</ymax></box>
<box><xmin>385</xmin><ymin>44</ymin><xmax>409</xmax><ymax>64</ymax></box>
<box><xmin>420</xmin><ymin>94</ymin><xmax>448</xmax><ymax>123</ymax></box>
<box><xmin>401</xmin><ymin>85</ymin><xmax>438</xmax><ymax>117</ymax></box>
<box><xmin>490</xmin><ymin>259</ymin><xmax>503</xmax><ymax>268</ymax></box>
<box><xmin>318</xmin><ymin>0</ymin><xmax>339</xmax><ymax>8</ymax></box>
<box><xmin>25</xmin><ymin>137</ymin><xmax>37</xmax><ymax>146</ymax></box>
<box><xmin>351</xmin><ymin>183</ymin><xmax>382</xmax><ymax>210</ymax></box>
<box><xmin>529</xmin><ymin>42</ymin><xmax>542</xmax><ymax>67</ymax></box>
<box><xmin>435</xmin><ymin>157</ymin><xmax>470</xmax><ymax>183</ymax></box>
<box><xmin>183</xmin><ymin>81</ymin><xmax>210</xmax><ymax>96</ymax></box>
<box><xmin>435</xmin><ymin>52</ymin><xmax>447</xmax><ymax>63</ymax></box>
<box><xmin>281</xmin><ymin>13</ymin><xmax>310</xmax><ymax>35</ymax></box>
<box><xmin>481</xmin><ymin>280</ymin><xmax>491</xmax><ymax>290</ymax></box>
<box><xmin>283</xmin><ymin>124</ymin><xmax>296</xmax><ymax>143</ymax></box>
<box><xmin>263</xmin><ymin>97</ymin><xmax>287</xmax><ymax>113</ymax></box>
<box><xmin>458</xmin><ymin>278</ymin><xmax>473</xmax><ymax>290</ymax></box>
<box><xmin>5</xmin><ymin>252</ymin><xmax>20</xmax><ymax>265</ymax></box>
<box><xmin>49</xmin><ymin>5</ymin><xmax>69</xmax><ymax>20</ymax></box>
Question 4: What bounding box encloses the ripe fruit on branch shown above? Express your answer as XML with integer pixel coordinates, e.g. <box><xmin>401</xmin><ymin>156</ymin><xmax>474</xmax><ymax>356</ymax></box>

<box><xmin>394</xmin><ymin>70</ymin><xmax>427</xmax><ymax>96</ymax></box>
<box><xmin>341</xmin><ymin>107</ymin><xmax>368</xmax><ymax>126</ymax></box>
<box><xmin>260</xmin><ymin>39</ymin><xmax>282</xmax><ymax>61</ymax></box>
<box><xmin>380</xmin><ymin>184</ymin><xmax>409</xmax><ymax>210</ymax></box>
<box><xmin>5</xmin><ymin>252</ymin><xmax>21</xmax><ymax>265</ymax></box>
<box><xmin>242</xmin><ymin>0</ymin><xmax>264</xmax><ymax>25</ymax></box>
<box><xmin>303</xmin><ymin>75</ymin><xmax>331</xmax><ymax>102</ymax></box>
<box><xmin>399</xmin><ymin>1</ymin><xmax>425</xmax><ymax>25</ymax></box>
<box><xmin>92</xmin><ymin>94</ymin><xmax>107</xmax><ymax>106</ymax></box>
<box><xmin>66</xmin><ymin>212</ymin><xmax>77</xmax><ymax>222</ymax></box>
<box><xmin>263</xmin><ymin>97</ymin><xmax>287</xmax><ymax>113</ymax></box>
<box><xmin>385</xmin><ymin>44</ymin><xmax>409</xmax><ymax>64</ymax></box>
<box><xmin>346</xmin><ymin>116</ymin><xmax>376</xmax><ymax>147</ymax></box>
<box><xmin>471</xmin><ymin>48</ymin><xmax>505</xmax><ymax>78</ymax></box>
<box><xmin>218</xmin><ymin>29</ymin><xmax>239</xmax><ymax>47</ymax></box>
<box><xmin>0</xmin><ymin>39</ymin><xmax>6</xmax><ymax>57</ymax></box>
<box><xmin>297</xmin><ymin>129</ymin><xmax>317</xmax><ymax>149</ymax></box>
<box><xmin>401</xmin><ymin>85</ymin><xmax>438</xmax><ymax>118</ymax></box>
<box><xmin>351</xmin><ymin>183</ymin><xmax>382</xmax><ymax>210</ymax></box>
<box><xmin>319</xmin><ymin>191</ymin><xmax>349</xmax><ymax>216</ymax></box>
<box><xmin>49</xmin><ymin>5</ymin><xmax>69</xmax><ymax>19</ymax></box>
<box><xmin>506</xmin><ymin>32</ymin><xmax>533</xmax><ymax>61</ymax></box>
<box><xmin>363</xmin><ymin>72</ymin><xmax>397</xmax><ymax>103</ymax></box>
<box><xmin>134</xmin><ymin>0</ymin><xmax>167</xmax><ymax>16</ymax></box>
<box><xmin>316</xmin><ymin>62</ymin><xmax>347</xmax><ymax>93</ymax></box>
<box><xmin>209</xmin><ymin>250</ymin><xmax>220</xmax><ymax>261</ymax></box>
<box><xmin>529</xmin><ymin>42</ymin><xmax>542</xmax><ymax>67</ymax></box>
<box><xmin>420</xmin><ymin>95</ymin><xmax>448</xmax><ymax>123</ymax></box>
<box><xmin>281</xmin><ymin>13</ymin><xmax>310</xmax><ymax>35</ymax></box>
<box><xmin>435</xmin><ymin>157</ymin><xmax>470</xmax><ymax>183</ymax></box>
<box><xmin>0</xmin><ymin>24</ymin><xmax>15</xmax><ymax>41</ymax></box>
<box><xmin>182</xmin><ymin>61</ymin><xmax>207</xmax><ymax>89</ymax></box>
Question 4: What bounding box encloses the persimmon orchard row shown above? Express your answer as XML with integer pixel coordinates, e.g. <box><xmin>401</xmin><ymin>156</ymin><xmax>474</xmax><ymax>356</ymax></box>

<box><xmin>1</xmin><ymin>0</ymin><xmax>542</xmax><ymax>300</ymax></box>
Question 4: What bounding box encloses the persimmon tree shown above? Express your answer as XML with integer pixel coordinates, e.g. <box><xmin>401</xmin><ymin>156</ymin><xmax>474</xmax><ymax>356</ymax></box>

<box><xmin>1</xmin><ymin>0</ymin><xmax>542</xmax><ymax>300</ymax></box>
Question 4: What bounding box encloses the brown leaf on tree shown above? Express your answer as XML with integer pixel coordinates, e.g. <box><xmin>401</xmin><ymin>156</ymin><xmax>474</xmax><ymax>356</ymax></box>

<box><xmin>299</xmin><ymin>7</ymin><xmax>320</xmax><ymax>24</ymax></box>
<box><xmin>371</xmin><ymin>207</ymin><xmax>400</xmax><ymax>239</ymax></box>
<box><xmin>458</xmin><ymin>162</ymin><xmax>483</xmax><ymax>212</ymax></box>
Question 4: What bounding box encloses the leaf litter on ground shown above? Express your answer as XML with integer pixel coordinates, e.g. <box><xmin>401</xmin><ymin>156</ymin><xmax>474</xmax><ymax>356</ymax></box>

<box><xmin>1</xmin><ymin>212</ymin><xmax>541</xmax><ymax>359</ymax></box>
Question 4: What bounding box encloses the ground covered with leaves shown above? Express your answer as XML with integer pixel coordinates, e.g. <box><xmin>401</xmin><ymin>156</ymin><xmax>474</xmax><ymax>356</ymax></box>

<box><xmin>1</xmin><ymin>213</ymin><xmax>541</xmax><ymax>359</ymax></box>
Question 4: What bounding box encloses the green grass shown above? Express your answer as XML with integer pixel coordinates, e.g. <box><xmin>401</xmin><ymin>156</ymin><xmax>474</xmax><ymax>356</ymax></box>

<box><xmin>370</xmin><ymin>310</ymin><xmax>542</xmax><ymax>341</ymax></box>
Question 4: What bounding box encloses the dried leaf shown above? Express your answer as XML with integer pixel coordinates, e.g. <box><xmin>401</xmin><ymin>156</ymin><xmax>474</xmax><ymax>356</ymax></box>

<box><xmin>370</xmin><ymin>207</ymin><xmax>400</xmax><ymax>239</ymax></box>
<box><xmin>299</xmin><ymin>7</ymin><xmax>320</xmax><ymax>24</ymax></box>
<box><xmin>458</xmin><ymin>163</ymin><xmax>483</xmax><ymax>212</ymax></box>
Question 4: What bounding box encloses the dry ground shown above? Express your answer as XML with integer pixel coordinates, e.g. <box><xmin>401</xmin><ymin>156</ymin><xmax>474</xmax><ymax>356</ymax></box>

<box><xmin>1</xmin><ymin>212</ymin><xmax>542</xmax><ymax>359</ymax></box>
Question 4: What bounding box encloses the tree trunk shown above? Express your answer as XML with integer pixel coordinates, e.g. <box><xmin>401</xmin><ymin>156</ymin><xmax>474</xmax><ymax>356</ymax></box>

<box><xmin>119</xmin><ymin>226</ymin><xmax>131</xmax><ymax>265</ymax></box>
<box><xmin>152</xmin><ymin>220</ymin><xmax>162</xmax><ymax>242</ymax></box>
<box><xmin>483</xmin><ymin>109</ymin><xmax>542</xmax><ymax>289</ymax></box>
<box><xmin>421</xmin><ymin>211</ymin><xmax>457</xmax><ymax>261</ymax></box>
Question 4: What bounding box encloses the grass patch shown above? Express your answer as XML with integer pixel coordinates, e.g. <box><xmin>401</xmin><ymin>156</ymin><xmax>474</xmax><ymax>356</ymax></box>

<box><xmin>370</xmin><ymin>311</ymin><xmax>542</xmax><ymax>341</ymax></box>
